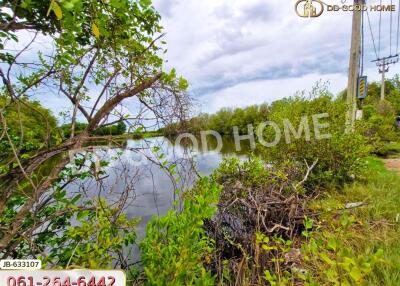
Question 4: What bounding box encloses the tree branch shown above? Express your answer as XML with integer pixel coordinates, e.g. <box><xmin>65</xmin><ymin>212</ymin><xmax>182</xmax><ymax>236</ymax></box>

<box><xmin>87</xmin><ymin>73</ymin><xmax>162</xmax><ymax>132</ymax></box>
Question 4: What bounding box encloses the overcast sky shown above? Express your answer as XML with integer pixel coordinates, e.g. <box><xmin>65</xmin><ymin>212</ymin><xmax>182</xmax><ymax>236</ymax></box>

<box><xmin>152</xmin><ymin>0</ymin><xmax>400</xmax><ymax>113</ymax></box>
<box><xmin>5</xmin><ymin>0</ymin><xmax>399</xmax><ymax>119</ymax></box>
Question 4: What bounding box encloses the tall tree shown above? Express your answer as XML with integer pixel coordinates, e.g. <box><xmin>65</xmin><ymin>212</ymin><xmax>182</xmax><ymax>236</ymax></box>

<box><xmin>0</xmin><ymin>0</ymin><xmax>190</xmax><ymax>255</ymax></box>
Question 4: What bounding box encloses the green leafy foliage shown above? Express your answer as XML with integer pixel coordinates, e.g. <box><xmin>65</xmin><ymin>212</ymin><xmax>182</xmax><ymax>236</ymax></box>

<box><xmin>256</xmin><ymin>233</ymin><xmax>300</xmax><ymax>286</ymax></box>
<box><xmin>140</xmin><ymin>178</ymin><xmax>221</xmax><ymax>285</ymax></box>
<box><xmin>0</xmin><ymin>96</ymin><xmax>58</xmax><ymax>147</ymax></box>
<box><xmin>359</xmin><ymin>96</ymin><xmax>400</xmax><ymax>155</ymax></box>
<box><xmin>1</xmin><ymin>156</ymin><xmax>139</xmax><ymax>270</ymax></box>
<box><xmin>44</xmin><ymin>199</ymin><xmax>139</xmax><ymax>269</ymax></box>
<box><xmin>0</xmin><ymin>96</ymin><xmax>59</xmax><ymax>174</ymax></box>
<box><xmin>301</xmin><ymin>213</ymin><xmax>384</xmax><ymax>286</ymax></box>
<box><xmin>258</xmin><ymin>92</ymin><xmax>370</xmax><ymax>189</ymax></box>
<box><xmin>1</xmin><ymin>1</ymin><xmax>399</xmax><ymax>284</ymax></box>
<box><xmin>307</xmin><ymin>157</ymin><xmax>400</xmax><ymax>285</ymax></box>
<box><xmin>1</xmin><ymin>0</ymin><xmax>162</xmax><ymax>48</ymax></box>
<box><xmin>338</xmin><ymin>76</ymin><xmax>400</xmax><ymax>155</ymax></box>
<box><xmin>362</xmin><ymin>76</ymin><xmax>400</xmax><ymax>114</ymax></box>
<box><xmin>1</xmin><ymin>0</ymin><xmax>189</xmax><ymax>266</ymax></box>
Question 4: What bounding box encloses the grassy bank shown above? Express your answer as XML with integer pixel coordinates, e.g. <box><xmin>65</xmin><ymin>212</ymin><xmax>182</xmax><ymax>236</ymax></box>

<box><xmin>310</xmin><ymin>157</ymin><xmax>400</xmax><ymax>285</ymax></box>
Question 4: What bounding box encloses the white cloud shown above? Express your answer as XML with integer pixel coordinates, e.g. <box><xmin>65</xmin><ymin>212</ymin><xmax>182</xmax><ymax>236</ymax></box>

<box><xmin>199</xmin><ymin>72</ymin><xmax>348</xmax><ymax>113</ymax></box>
<box><xmin>198</xmin><ymin>66</ymin><xmax>400</xmax><ymax>113</ymax></box>
<box><xmin>154</xmin><ymin>0</ymin><xmax>400</xmax><ymax>113</ymax></box>
<box><xmin>5</xmin><ymin>0</ymin><xmax>400</xmax><ymax>119</ymax></box>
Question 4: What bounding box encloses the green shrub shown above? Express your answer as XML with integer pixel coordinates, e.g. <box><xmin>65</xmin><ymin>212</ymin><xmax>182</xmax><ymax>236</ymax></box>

<box><xmin>362</xmin><ymin>105</ymin><xmax>376</xmax><ymax>120</ymax></box>
<box><xmin>257</xmin><ymin>94</ymin><xmax>370</xmax><ymax>190</ymax></box>
<box><xmin>301</xmin><ymin>214</ymin><xmax>384</xmax><ymax>286</ymax></box>
<box><xmin>0</xmin><ymin>96</ymin><xmax>58</xmax><ymax>147</ymax></box>
<box><xmin>360</xmin><ymin>101</ymin><xmax>399</xmax><ymax>154</ymax></box>
<box><xmin>358</xmin><ymin>76</ymin><xmax>400</xmax><ymax>152</ymax></box>
<box><xmin>140</xmin><ymin>178</ymin><xmax>221</xmax><ymax>286</ymax></box>
<box><xmin>376</xmin><ymin>142</ymin><xmax>400</xmax><ymax>157</ymax></box>
<box><xmin>0</xmin><ymin>96</ymin><xmax>59</xmax><ymax>172</ymax></box>
<box><xmin>376</xmin><ymin>100</ymin><xmax>395</xmax><ymax>116</ymax></box>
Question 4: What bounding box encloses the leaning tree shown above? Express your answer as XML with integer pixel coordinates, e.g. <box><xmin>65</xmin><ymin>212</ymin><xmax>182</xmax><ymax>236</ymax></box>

<box><xmin>0</xmin><ymin>0</ymin><xmax>190</xmax><ymax>265</ymax></box>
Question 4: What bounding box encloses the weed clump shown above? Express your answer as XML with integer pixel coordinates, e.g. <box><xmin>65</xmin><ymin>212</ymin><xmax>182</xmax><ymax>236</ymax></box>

<box><xmin>206</xmin><ymin>157</ymin><xmax>316</xmax><ymax>284</ymax></box>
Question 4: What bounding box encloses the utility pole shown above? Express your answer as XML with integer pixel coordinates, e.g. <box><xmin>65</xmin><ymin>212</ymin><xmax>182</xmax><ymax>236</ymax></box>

<box><xmin>373</xmin><ymin>55</ymin><xmax>398</xmax><ymax>101</ymax></box>
<box><xmin>346</xmin><ymin>0</ymin><xmax>362</xmax><ymax>133</ymax></box>
<box><xmin>380</xmin><ymin>61</ymin><xmax>388</xmax><ymax>101</ymax></box>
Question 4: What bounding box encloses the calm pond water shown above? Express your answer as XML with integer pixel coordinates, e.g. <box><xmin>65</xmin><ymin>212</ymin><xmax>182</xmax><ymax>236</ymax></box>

<box><xmin>67</xmin><ymin>135</ymin><xmax>251</xmax><ymax>237</ymax></box>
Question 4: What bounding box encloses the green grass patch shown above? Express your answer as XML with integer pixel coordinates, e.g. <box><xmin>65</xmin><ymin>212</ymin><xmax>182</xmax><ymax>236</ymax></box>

<box><xmin>376</xmin><ymin>142</ymin><xmax>400</xmax><ymax>158</ymax></box>
<box><xmin>310</xmin><ymin>157</ymin><xmax>400</xmax><ymax>285</ymax></box>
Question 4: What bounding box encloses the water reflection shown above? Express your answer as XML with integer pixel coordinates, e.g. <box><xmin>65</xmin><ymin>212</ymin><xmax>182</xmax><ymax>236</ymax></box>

<box><xmin>169</xmin><ymin>134</ymin><xmax>251</xmax><ymax>157</ymax></box>
<box><xmin>67</xmin><ymin>135</ymin><xmax>250</xmax><ymax>237</ymax></box>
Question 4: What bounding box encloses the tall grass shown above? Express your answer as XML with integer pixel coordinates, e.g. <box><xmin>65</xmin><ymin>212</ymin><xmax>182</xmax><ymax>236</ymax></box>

<box><xmin>312</xmin><ymin>157</ymin><xmax>400</xmax><ymax>285</ymax></box>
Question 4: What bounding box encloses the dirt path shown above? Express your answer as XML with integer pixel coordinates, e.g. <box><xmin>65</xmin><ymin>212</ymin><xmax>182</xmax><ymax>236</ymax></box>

<box><xmin>384</xmin><ymin>158</ymin><xmax>400</xmax><ymax>174</ymax></box>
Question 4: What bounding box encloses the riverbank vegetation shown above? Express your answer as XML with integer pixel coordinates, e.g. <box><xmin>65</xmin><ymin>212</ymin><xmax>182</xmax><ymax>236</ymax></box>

<box><xmin>134</xmin><ymin>155</ymin><xmax>400</xmax><ymax>285</ymax></box>
<box><xmin>1</xmin><ymin>0</ymin><xmax>400</xmax><ymax>285</ymax></box>
<box><xmin>141</xmin><ymin>82</ymin><xmax>400</xmax><ymax>285</ymax></box>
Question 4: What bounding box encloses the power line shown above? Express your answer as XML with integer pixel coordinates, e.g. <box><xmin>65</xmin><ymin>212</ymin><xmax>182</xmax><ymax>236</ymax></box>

<box><xmin>390</xmin><ymin>0</ymin><xmax>393</xmax><ymax>55</ymax></box>
<box><xmin>371</xmin><ymin>0</ymin><xmax>399</xmax><ymax>102</ymax></box>
<box><xmin>378</xmin><ymin>0</ymin><xmax>382</xmax><ymax>57</ymax></box>
<box><xmin>397</xmin><ymin>0</ymin><xmax>400</xmax><ymax>54</ymax></box>
<box><xmin>359</xmin><ymin>0</ymin><xmax>400</xmax><ymax>102</ymax></box>
<box><xmin>366</xmin><ymin>9</ymin><xmax>379</xmax><ymax>59</ymax></box>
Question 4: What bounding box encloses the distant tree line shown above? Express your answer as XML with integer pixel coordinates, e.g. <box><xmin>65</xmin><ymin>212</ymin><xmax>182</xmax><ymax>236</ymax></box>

<box><xmin>162</xmin><ymin>104</ymin><xmax>270</xmax><ymax>135</ymax></box>
<box><xmin>60</xmin><ymin>121</ymin><xmax>127</xmax><ymax>139</ymax></box>
<box><xmin>162</xmin><ymin>76</ymin><xmax>400</xmax><ymax>138</ymax></box>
